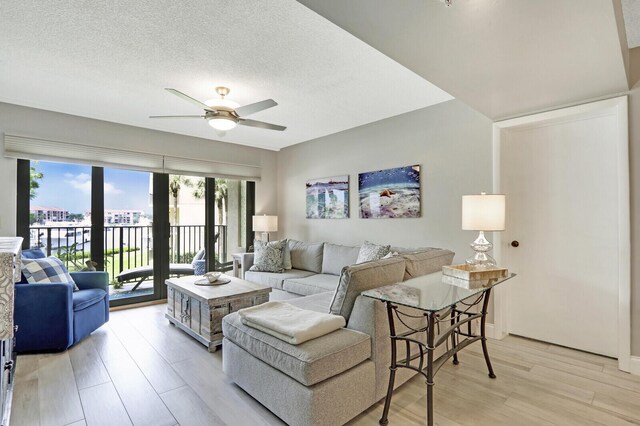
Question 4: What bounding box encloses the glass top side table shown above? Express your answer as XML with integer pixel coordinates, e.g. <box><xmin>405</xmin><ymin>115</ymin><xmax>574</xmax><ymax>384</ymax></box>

<box><xmin>362</xmin><ymin>271</ymin><xmax>515</xmax><ymax>426</ymax></box>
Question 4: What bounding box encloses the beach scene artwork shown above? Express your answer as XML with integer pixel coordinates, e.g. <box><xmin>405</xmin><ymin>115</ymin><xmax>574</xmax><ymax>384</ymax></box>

<box><xmin>359</xmin><ymin>165</ymin><xmax>420</xmax><ymax>219</ymax></box>
<box><xmin>306</xmin><ymin>175</ymin><xmax>349</xmax><ymax>219</ymax></box>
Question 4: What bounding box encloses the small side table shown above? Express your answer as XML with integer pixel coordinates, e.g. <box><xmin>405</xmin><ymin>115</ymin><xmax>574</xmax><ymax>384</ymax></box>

<box><xmin>362</xmin><ymin>271</ymin><xmax>515</xmax><ymax>426</ymax></box>
<box><xmin>232</xmin><ymin>253</ymin><xmax>244</xmax><ymax>278</ymax></box>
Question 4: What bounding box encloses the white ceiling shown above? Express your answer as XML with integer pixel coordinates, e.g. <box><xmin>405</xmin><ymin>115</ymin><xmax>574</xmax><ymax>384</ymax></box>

<box><xmin>622</xmin><ymin>0</ymin><xmax>640</xmax><ymax>48</ymax></box>
<box><xmin>0</xmin><ymin>1</ymin><xmax>452</xmax><ymax>151</ymax></box>
<box><xmin>299</xmin><ymin>0</ymin><xmax>630</xmax><ymax>120</ymax></box>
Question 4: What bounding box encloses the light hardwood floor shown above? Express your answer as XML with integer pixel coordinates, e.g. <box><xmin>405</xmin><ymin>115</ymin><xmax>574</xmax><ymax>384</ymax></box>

<box><xmin>11</xmin><ymin>304</ymin><xmax>640</xmax><ymax>426</ymax></box>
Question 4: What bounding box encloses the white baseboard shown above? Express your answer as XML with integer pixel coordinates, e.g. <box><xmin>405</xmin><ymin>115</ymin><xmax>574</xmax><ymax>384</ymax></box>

<box><xmin>485</xmin><ymin>323</ymin><xmax>502</xmax><ymax>340</ymax></box>
<box><xmin>628</xmin><ymin>356</ymin><xmax>640</xmax><ymax>376</ymax></box>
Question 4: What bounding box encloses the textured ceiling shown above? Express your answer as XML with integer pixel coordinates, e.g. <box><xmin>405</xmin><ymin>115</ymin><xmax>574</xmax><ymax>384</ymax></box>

<box><xmin>622</xmin><ymin>0</ymin><xmax>640</xmax><ymax>48</ymax></box>
<box><xmin>299</xmin><ymin>0</ymin><xmax>629</xmax><ymax>120</ymax></box>
<box><xmin>0</xmin><ymin>1</ymin><xmax>452</xmax><ymax>151</ymax></box>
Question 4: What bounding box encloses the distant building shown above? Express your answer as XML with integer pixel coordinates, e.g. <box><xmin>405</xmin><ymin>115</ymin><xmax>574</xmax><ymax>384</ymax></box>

<box><xmin>30</xmin><ymin>206</ymin><xmax>68</xmax><ymax>222</ymax></box>
<box><xmin>105</xmin><ymin>209</ymin><xmax>143</xmax><ymax>225</ymax></box>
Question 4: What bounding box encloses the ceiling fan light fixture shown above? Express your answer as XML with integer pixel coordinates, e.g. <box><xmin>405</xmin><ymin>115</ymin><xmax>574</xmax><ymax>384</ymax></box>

<box><xmin>205</xmin><ymin>98</ymin><xmax>240</xmax><ymax>110</ymax></box>
<box><xmin>208</xmin><ymin>116</ymin><xmax>238</xmax><ymax>131</ymax></box>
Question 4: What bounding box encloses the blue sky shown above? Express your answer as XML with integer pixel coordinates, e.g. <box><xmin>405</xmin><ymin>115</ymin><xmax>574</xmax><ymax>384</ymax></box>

<box><xmin>31</xmin><ymin>161</ymin><xmax>151</xmax><ymax>214</ymax></box>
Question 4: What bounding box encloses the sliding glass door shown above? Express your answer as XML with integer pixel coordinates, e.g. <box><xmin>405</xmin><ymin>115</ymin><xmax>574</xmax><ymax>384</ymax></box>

<box><xmin>103</xmin><ymin>167</ymin><xmax>156</xmax><ymax>303</ymax></box>
<box><xmin>17</xmin><ymin>159</ymin><xmax>255</xmax><ymax>307</ymax></box>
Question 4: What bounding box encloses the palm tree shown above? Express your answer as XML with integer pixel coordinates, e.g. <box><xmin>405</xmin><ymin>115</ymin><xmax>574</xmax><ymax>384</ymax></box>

<box><xmin>214</xmin><ymin>179</ymin><xmax>228</xmax><ymax>225</ymax></box>
<box><xmin>30</xmin><ymin>165</ymin><xmax>43</xmax><ymax>200</ymax></box>
<box><xmin>191</xmin><ymin>178</ymin><xmax>228</xmax><ymax>225</ymax></box>
<box><xmin>168</xmin><ymin>175</ymin><xmax>193</xmax><ymax>225</ymax></box>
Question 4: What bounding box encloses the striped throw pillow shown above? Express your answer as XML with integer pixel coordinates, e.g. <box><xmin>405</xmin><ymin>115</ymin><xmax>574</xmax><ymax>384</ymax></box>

<box><xmin>21</xmin><ymin>257</ymin><xmax>79</xmax><ymax>291</ymax></box>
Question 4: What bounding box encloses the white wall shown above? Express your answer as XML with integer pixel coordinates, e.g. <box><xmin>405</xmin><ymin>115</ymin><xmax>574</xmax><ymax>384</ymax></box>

<box><xmin>0</xmin><ymin>102</ymin><xmax>277</xmax><ymax>237</ymax></box>
<box><xmin>276</xmin><ymin>99</ymin><xmax>493</xmax><ymax>262</ymax></box>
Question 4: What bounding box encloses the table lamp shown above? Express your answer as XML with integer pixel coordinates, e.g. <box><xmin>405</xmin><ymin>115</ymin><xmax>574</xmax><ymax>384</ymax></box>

<box><xmin>461</xmin><ymin>193</ymin><xmax>505</xmax><ymax>268</ymax></box>
<box><xmin>252</xmin><ymin>215</ymin><xmax>278</xmax><ymax>242</ymax></box>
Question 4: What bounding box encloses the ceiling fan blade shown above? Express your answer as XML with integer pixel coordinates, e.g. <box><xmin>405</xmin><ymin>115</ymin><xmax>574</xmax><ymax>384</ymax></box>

<box><xmin>164</xmin><ymin>88</ymin><xmax>216</xmax><ymax>112</ymax></box>
<box><xmin>235</xmin><ymin>99</ymin><xmax>278</xmax><ymax>117</ymax></box>
<box><xmin>149</xmin><ymin>115</ymin><xmax>205</xmax><ymax>119</ymax></box>
<box><xmin>239</xmin><ymin>118</ymin><xmax>286</xmax><ymax>131</ymax></box>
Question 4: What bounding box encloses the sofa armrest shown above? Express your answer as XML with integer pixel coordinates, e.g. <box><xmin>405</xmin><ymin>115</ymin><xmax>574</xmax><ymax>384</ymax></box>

<box><xmin>240</xmin><ymin>253</ymin><xmax>255</xmax><ymax>279</ymax></box>
<box><xmin>70</xmin><ymin>271</ymin><xmax>109</xmax><ymax>291</ymax></box>
<box><xmin>15</xmin><ymin>282</ymin><xmax>74</xmax><ymax>351</ymax></box>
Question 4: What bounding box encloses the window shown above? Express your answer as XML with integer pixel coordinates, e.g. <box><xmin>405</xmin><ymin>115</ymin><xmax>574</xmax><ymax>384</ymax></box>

<box><xmin>17</xmin><ymin>159</ymin><xmax>255</xmax><ymax>307</ymax></box>
<box><xmin>28</xmin><ymin>161</ymin><xmax>92</xmax><ymax>272</ymax></box>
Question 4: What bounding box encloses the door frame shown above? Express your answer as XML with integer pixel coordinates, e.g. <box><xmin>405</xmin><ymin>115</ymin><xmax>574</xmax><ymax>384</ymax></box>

<box><xmin>491</xmin><ymin>96</ymin><xmax>630</xmax><ymax>372</ymax></box>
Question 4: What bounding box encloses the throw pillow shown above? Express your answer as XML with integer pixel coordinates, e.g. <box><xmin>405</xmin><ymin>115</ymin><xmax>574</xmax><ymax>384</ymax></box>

<box><xmin>382</xmin><ymin>251</ymin><xmax>399</xmax><ymax>259</ymax></box>
<box><xmin>21</xmin><ymin>257</ymin><xmax>79</xmax><ymax>291</ymax></box>
<box><xmin>271</xmin><ymin>239</ymin><xmax>292</xmax><ymax>269</ymax></box>
<box><xmin>191</xmin><ymin>248</ymin><xmax>206</xmax><ymax>267</ymax></box>
<box><xmin>356</xmin><ymin>240</ymin><xmax>391</xmax><ymax>264</ymax></box>
<box><xmin>249</xmin><ymin>240</ymin><xmax>286</xmax><ymax>273</ymax></box>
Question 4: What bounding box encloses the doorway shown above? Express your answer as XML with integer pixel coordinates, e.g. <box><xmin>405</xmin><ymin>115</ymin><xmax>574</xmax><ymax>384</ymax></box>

<box><xmin>492</xmin><ymin>96</ymin><xmax>630</xmax><ymax>370</ymax></box>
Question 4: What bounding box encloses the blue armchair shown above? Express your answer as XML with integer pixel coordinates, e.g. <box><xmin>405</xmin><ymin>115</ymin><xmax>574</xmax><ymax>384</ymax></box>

<box><xmin>15</xmin><ymin>249</ymin><xmax>109</xmax><ymax>353</ymax></box>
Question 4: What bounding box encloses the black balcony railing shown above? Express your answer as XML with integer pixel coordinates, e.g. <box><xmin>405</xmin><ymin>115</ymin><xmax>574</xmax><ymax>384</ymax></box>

<box><xmin>29</xmin><ymin>224</ymin><xmax>229</xmax><ymax>281</ymax></box>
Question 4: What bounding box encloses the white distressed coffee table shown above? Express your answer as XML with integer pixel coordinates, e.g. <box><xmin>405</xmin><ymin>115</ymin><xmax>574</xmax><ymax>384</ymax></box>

<box><xmin>165</xmin><ymin>275</ymin><xmax>271</xmax><ymax>352</ymax></box>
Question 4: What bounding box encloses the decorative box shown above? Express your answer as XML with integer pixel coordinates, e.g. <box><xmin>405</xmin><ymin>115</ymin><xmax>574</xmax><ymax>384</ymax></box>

<box><xmin>442</xmin><ymin>275</ymin><xmax>495</xmax><ymax>290</ymax></box>
<box><xmin>442</xmin><ymin>264</ymin><xmax>508</xmax><ymax>281</ymax></box>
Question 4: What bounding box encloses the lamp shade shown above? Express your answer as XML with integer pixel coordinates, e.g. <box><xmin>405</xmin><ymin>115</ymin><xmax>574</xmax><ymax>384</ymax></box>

<box><xmin>253</xmin><ymin>215</ymin><xmax>278</xmax><ymax>232</ymax></box>
<box><xmin>208</xmin><ymin>117</ymin><xmax>238</xmax><ymax>131</ymax></box>
<box><xmin>461</xmin><ymin>194</ymin><xmax>505</xmax><ymax>231</ymax></box>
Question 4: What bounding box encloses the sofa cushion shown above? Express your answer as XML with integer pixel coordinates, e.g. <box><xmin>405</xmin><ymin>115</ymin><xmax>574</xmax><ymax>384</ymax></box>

<box><xmin>250</xmin><ymin>240</ymin><xmax>286</xmax><ymax>273</ymax></box>
<box><xmin>222</xmin><ymin>312</ymin><xmax>371</xmax><ymax>386</ymax></box>
<box><xmin>356</xmin><ymin>241</ymin><xmax>391</xmax><ymax>264</ymax></box>
<box><xmin>245</xmin><ymin>269</ymin><xmax>315</xmax><ymax>290</ymax></box>
<box><xmin>72</xmin><ymin>288</ymin><xmax>107</xmax><ymax>312</ymax></box>
<box><xmin>288</xmin><ymin>240</ymin><xmax>324</xmax><ymax>273</ymax></box>
<box><xmin>283</xmin><ymin>274</ymin><xmax>340</xmax><ymax>296</ymax></box>
<box><xmin>401</xmin><ymin>248</ymin><xmax>455</xmax><ymax>280</ymax></box>
<box><xmin>21</xmin><ymin>257</ymin><xmax>79</xmax><ymax>291</ymax></box>
<box><xmin>321</xmin><ymin>243</ymin><xmax>360</xmax><ymax>276</ymax></box>
<box><xmin>330</xmin><ymin>257</ymin><xmax>406</xmax><ymax>320</ymax></box>
<box><xmin>287</xmin><ymin>291</ymin><xmax>334</xmax><ymax>313</ymax></box>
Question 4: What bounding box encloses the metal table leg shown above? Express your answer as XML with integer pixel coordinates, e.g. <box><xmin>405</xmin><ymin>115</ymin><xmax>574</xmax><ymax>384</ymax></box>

<box><xmin>425</xmin><ymin>312</ymin><xmax>435</xmax><ymax>426</ymax></box>
<box><xmin>450</xmin><ymin>304</ymin><xmax>459</xmax><ymax>365</ymax></box>
<box><xmin>480</xmin><ymin>288</ymin><xmax>496</xmax><ymax>379</ymax></box>
<box><xmin>379</xmin><ymin>302</ymin><xmax>397</xmax><ymax>426</ymax></box>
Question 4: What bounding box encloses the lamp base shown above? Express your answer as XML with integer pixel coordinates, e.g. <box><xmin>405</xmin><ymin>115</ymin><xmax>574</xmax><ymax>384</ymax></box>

<box><xmin>466</xmin><ymin>231</ymin><xmax>497</xmax><ymax>268</ymax></box>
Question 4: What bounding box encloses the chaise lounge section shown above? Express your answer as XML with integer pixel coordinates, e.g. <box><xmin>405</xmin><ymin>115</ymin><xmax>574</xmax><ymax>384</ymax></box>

<box><xmin>223</xmin><ymin>247</ymin><xmax>455</xmax><ymax>425</ymax></box>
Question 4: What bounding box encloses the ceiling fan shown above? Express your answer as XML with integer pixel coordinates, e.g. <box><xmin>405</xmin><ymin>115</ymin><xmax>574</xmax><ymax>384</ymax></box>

<box><xmin>150</xmin><ymin>87</ymin><xmax>286</xmax><ymax>132</ymax></box>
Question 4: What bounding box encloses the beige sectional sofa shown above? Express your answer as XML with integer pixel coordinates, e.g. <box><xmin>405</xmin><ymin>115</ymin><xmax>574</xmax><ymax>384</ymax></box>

<box><xmin>223</xmin><ymin>245</ymin><xmax>455</xmax><ymax>426</ymax></box>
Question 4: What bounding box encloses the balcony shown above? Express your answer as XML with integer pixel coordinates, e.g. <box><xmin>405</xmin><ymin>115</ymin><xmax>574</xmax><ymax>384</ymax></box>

<box><xmin>29</xmin><ymin>224</ymin><xmax>230</xmax><ymax>299</ymax></box>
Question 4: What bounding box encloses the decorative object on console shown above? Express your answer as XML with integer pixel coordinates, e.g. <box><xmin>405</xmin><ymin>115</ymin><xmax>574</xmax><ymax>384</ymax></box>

<box><xmin>461</xmin><ymin>192</ymin><xmax>506</xmax><ymax>268</ymax></box>
<box><xmin>358</xmin><ymin>165</ymin><xmax>420</xmax><ymax>218</ymax></box>
<box><xmin>252</xmin><ymin>214</ymin><xmax>278</xmax><ymax>241</ymax></box>
<box><xmin>442</xmin><ymin>264</ymin><xmax>508</xmax><ymax>289</ymax></box>
<box><xmin>306</xmin><ymin>175</ymin><xmax>350</xmax><ymax>219</ymax></box>
<box><xmin>249</xmin><ymin>239</ymin><xmax>286</xmax><ymax>273</ymax></box>
<box><xmin>356</xmin><ymin>240</ymin><xmax>391</xmax><ymax>264</ymax></box>
<box><xmin>194</xmin><ymin>272</ymin><xmax>231</xmax><ymax>286</ymax></box>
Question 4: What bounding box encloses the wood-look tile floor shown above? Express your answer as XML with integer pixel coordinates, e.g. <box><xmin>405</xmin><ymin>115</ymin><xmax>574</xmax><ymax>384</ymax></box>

<box><xmin>11</xmin><ymin>304</ymin><xmax>640</xmax><ymax>426</ymax></box>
